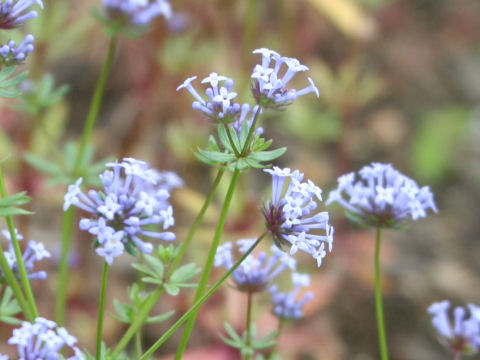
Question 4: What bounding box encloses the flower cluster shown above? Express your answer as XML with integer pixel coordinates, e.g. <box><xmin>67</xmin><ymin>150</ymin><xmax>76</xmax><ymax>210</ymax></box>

<box><xmin>0</xmin><ymin>317</ymin><xmax>84</xmax><ymax>359</ymax></box>
<box><xmin>102</xmin><ymin>0</ymin><xmax>171</xmax><ymax>27</ymax></box>
<box><xmin>428</xmin><ymin>300</ymin><xmax>480</xmax><ymax>356</ymax></box>
<box><xmin>215</xmin><ymin>239</ymin><xmax>296</xmax><ymax>293</ymax></box>
<box><xmin>1</xmin><ymin>229</ymin><xmax>50</xmax><ymax>280</ymax></box>
<box><xmin>0</xmin><ymin>34</ymin><xmax>35</xmax><ymax>66</ymax></box>
<box><xmin>269</xmin><ymin>272</ymin><xmax>314</xmax><ymax>320</ymax></box>
<box><xmin>251</xmin><ymin>48</ymin><xmax>319</xmax><ymax>108</ymax></box>
<box><xmin>0</xmin><ymin>0</ymin><xmax>41</xmax><ymax>67</ymax></box>
<box><xmin>177</xmin><ymin>73</ymin><xmax>242</xmax><ymax>123</ymax></box>
<box><xmin>0</xmin><ymin>0</ymin><xmax>43</xmax><ymax>29</ymax></box>
<box><xmin>64</xmin><ymin>158</ymin><xmax>179</xmax><ymax>265</ymax></box>
<box><xmin>262</xmin><ymin>167</ymin><xmax>334</xmax><ymax>267</ymax></box>
<box><xmin>326</xmin><ymin>162</ymin><xmax>438</xmax><ymax>228</ymax></box>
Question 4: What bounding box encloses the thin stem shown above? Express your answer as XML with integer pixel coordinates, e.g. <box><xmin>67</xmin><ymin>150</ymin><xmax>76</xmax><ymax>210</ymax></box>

<box><xmin>111</xmin><ymin>169</ymin><xmax>225</xmax><ymax>358</ymax></box>
<box><xmin>55</xmin><ymin>208</ymin><xmax>74</xmax><ymax>325</ymax></box>
<box><xmin>134</xmin><ymin>329</ymin><xmax>143</xmax><ymax>358</ymax></box>
<box><xmin>55</xmin><ymin>35</ymin><xmax>117</xmax><ymax>326</ymax></box>
<box><xmin>175</xmin><ymin>169</ymin><xmax>241</xmax><ymax>359</ymax></box>
<box><xmin>140</xmin><ymin>233</ymin><xmax>267</xmax><ymax>360</ymax></box>
<box><xmin>0</xmin><ymin>243</ymin><xmax>32</xmax><ymax>321</ymax></box>
<box><xmin>240</xmin><ymin>106</ymin><xmax>262</xmax><ymax>156</ymax></box>
<box><xmin>73</xmin><ymin>36</ymin><xmax>117</xmax><ymax>174</ymax></box>
<box><xmin>245</xmin><ymin>293</ymin><xmax>254</xmax><ymax>360</ymax></box>
<box><xmin>0</xmin><ymin>167</ymin><xmax>38</xmax><ymax>319</ymax></box>
<box><xmin>375</xmin><ymin>227</ymin><xmax>389</xmax><ymax>360</ymax></box>
<box><xmin>267</xmin><ymin>319</ymin><xmax>285</xmax><ymax>360</ymax></box>
<box><xmin>224</xmin><ymin>124</ymin><xmax>240</xmax><ymax>157</ymax></box>
<box><xmin>96</xmin><ymin>262</ymin><xmax>110</xmax><ymax>360</ymax></box>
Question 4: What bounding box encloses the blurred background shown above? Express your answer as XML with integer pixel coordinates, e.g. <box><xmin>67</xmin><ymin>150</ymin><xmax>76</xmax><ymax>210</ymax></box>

<box><xmin>1</xmin><ymin>0</ymin><xmax>480</xmax><ymax>358</ymax></box>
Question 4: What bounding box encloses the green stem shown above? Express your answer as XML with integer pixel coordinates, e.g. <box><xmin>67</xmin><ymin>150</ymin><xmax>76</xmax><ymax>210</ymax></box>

<box><xmin>110</xmin><ymin>169</ymin><xmax>225</xmax><ymax>358</ymax></box>
<box><xmin>96</xmin><ymin>262</ymin><xmax>109</xmax><ymax>360</ymax></box>
<box><xmin>375</xmin><ymin>227</ymin><xmax>389</xmax><ymax>360</ymax></box>
<box><xmin>175</xmin><ymin>169</ymin><xmax>241</xmax><ymax>359</ymax></box>
<box><xmin>0</xmin><ymin>243</ymin><xmax>32</xmax><ymax>321</ymax></box>
<box><xmin>240</xmin><ymin>106</ymin><xmax>262</xmax><ymax>156</ymax></box>
<box><xmin>267</xmin><ymin>319</ymin><xmax>285</xmax><ymax>360</ymax></box>
<box><xmin>224</xmin><ymin>124</ymin><xmax>240</xmax><ymax>157</ymax></box>
<box><xmin>73</xmin><ymin>36</ymin><xmax>117</xmax><ymax>174</ymax></box>
<box><xmin>0</xmin><ymin>167</ymin><xmax>38</xmax><ymax>319</ymax></box>
<box><xmin>245</xmin><ymin>293</ymin><xmax>253</xmax><ymax>360</ymax></box>
<box><xmin>134</xmin><ymin>330</ymin><xmax>143</xmax><ymax>359</ymax></box>
<box><xmin>55</xmin><ymin>208</ymin><xmax>74</xmax><ymax>325</ymax></box>
<box><xmin>55</xmin><ymin>35</ymin><xmax>117</xmax><ymax>326</ymax></box>
<box><xmin>140</xmin><ymin>233</ymin><xmax>267</xmax><ymax>360</ymax></box>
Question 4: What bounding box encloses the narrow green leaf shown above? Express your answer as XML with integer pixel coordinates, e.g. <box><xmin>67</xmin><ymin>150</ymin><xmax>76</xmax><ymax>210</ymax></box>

<box><xmin>163</xmin><ymin>283</ymin><xmax>180</xmax><ymax>296</ymax></box>
<box><xmin>170</xmin><ymin>263</ymin><xmax>200</xmax><ymax>283</ymax></box>
<box><xmin>145</xmin><ymin>310</ymin><xmax>175</xmax><ymax>324</ymax></box>
<box><xmin>143</xmin><ymin>254</ymin><xmax>164</xmax><ymax>279</ymax></box>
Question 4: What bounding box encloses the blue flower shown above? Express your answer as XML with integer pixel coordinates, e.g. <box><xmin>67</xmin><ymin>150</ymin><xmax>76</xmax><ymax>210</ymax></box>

<box><xmin>251</xmin><ymin>48</ymin><xmax>319</xmax><ymax>109</ymax></box>
<box><xmin>0</xmin><ymin>34</ymin><xmax>34</xmax><ymax>66</ymax></box>
<box><xmin>3</xmin><ymin>317</ymin><xmax>84</xmax><ymax>359</ymax></box>
<box><xmin>326</xmin><ymin>162</ymin><xmax>438</xmax><ymax>228</ymax></box>
<box><xmin>215</xmin><ymin>239</ymin><xmax>296</xmax><ymax>293</ymax></box>
<box><xmin>428</xmin><ymin>300</ymin><xmax>480</xmax><ymax>357</ymax></box>
<box><xmin>1</xmin><ymin>229</ymin><xmax>50</xmax><ymax>280</ymax></box>
<box><xmin>102</xmin><ymin>0</ymin><xmax>171</xmax><ymax>27</ymax></box>
<box><xmin>177</xmin><ymin>73</ymin><xmax>242</xmax><ymax>123</ymax></box>
<box><xmin>0</xmin><ymin>0</ymin><xmax>43</xmax><ymax>29</ymax></box>
<box><xmin>269</xmin><ymin>272</ymin><xmax>314</xmax><ymax>320</ymax></box>
<box><xmin>262</xmin><ymin>167</ymin><xmax>333</xmax><ymax>267</ymax></box>
<box><xmin>64</xmin><ymin>158</ymin><xmax>178</xmax><ymax>265</ymax></box>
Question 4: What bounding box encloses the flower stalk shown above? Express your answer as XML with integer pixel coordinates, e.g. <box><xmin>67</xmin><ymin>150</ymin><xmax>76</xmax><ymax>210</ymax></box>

<box><xmin>140</xmin><ymin>233</ymin><xmax>267</xmax><ymax>360</ymax></box>
<box><xmin>375</xmin><ymin>227</ymin><xmax>389</xmax><ymax>360</ymax></box>
<box><xmin>56</xmin><ymin>35</ymin><xmax>117</xmax><ymax>325</ymax></box>
<box><xmin>96</xmin><ymin>262</ymin><xmax>110</xmax><ymax>360</ymax></box>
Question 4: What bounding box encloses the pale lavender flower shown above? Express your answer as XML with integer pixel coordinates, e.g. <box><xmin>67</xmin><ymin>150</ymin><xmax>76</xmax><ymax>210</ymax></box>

<box><xmin>428</xmin><ymin>300</ymin><xmax>480</xmax><ymax>356</ymax></box>
<box><xmin>326</xmin><ymin>162</ymin><xmax>438</xmax><ymax>228</ymax></box>
<box><xmin>64</xmin><ymin>158</ymin><xmax>178</xmax><ymax>265</ymax></box>
<box><xmin>251</xmin><ymin>48</ymin><xmax>319</xmax><ymax>108</ymax></box>
<box><xmin>0</xmin><ymin>0</ymin><xmax>43</xmax><ymax>29</ymax></box>
<box><xmin>5</xmin><ymin>317</ymin><xmax>84</xmax><ymax>359</ymax></box>
<box><xmin>0</xmin><ymin>34</ymin><xmax>34</xmax><ymax>66</ymax></box>
<box><xmin>1</xmin><ymin>229</ymin><xmax>50</xmax><ymax>280</ymax></box>
<box><xmin>102</xmin><ymin>0</ymin><xmax>171</xmax><ymax>26</ymax></box>
<box><xmin>269</xmin><ymin>272</ymin><xmax>314</xmax><ymax>320</ymax></box>
<box><xmin>262</xmin><ymin>167</ymin><xmax>333</xmax><ymax>267</ymax></box>
<box><xmin>215</xmin><ymin>239</ymin><xmax>296</xmax><ymax>293</ymax></box>
<box><xmin>177</xmin><ymin>73</ymin><xmax>242</xmax><ymax>123</ymax></box>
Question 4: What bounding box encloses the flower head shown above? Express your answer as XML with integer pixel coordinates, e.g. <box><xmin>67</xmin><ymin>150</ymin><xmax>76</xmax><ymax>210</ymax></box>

<box><xmin>102</xmin><ymin>0</ymin><xmax>171</xmax><ymax>27</ymax></box>
<box><xmin>0</xmin><ymin>34</ymin><xmax>34</xmax><ymax>66</ymax></box>
<box><xmin>251</xmin><ymin>48</ymin><xmax>319</xmax><ymax>109</ymax></box>
<box><xmin>326</xmin><ymin>162</ymin><xmax>438</xmax><ymax>228</ymax></box>
<box><xmin>262</xmin><ymin>167</ymin><xmax>333</xmax><ymax>267</ymax></box>
<box><xmin>1</xmin><ymin>229</ymin><xmax>50</xmax><ymax>280</ymax></box>
<box><xmin>177</xmin><ymin>73</ymin><xmax>242</xmax><ymax>123</ymax></box>
<box><xmin>0</xmin><ymin>0</ymin><xmax>43</xmax><ymax>29</ymax></box>
<box><xmin>428</xmin><ymin>300</ymin><xmax>480</xmax><ymax>357</ymax></box>
<box><xmin>269</xmin><ymin>272</ymin><xmax>314</xmax><ymax>320</ymax></box>
<box><xmin>4</xmin><ymin>317</ymin><xmax>84</xmax><ymax>359</ymax></box>
<box><xmin>215</xmin><ymin>239</ymin><xmax>296</xmax><ymax>293</ymax></box>
<box><xmin>64</xmin><ymin>158</ymin><xmax>178</xmax><ymax>265</ymax></box>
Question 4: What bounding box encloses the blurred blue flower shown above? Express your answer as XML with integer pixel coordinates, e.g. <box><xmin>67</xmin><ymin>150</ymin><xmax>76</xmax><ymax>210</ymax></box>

<box><xmin>1</xmin><ymin>228</ymin><xmax>50</xmax><ymax>280</ymax></box>
<box><xmin>428</xmin><ymin>300</ymin><xmax>480</xmax><ymax>357</ymax></box>
<box><xmin>269</xmin><ymin>272</ymin><xmax>314</xmax><ymax>320</ymax></box>
<box><xmin>327</xmin><ymin>162</ymin><xmax>438</xmax><ymax>228</ymax></box>
<box><xmin>0</xmin><ymin>34</ymin><xmax>34</xmax><ymax>66</ymax></box>
<box><xmin>1</xmin><ymin>317</ymin><xmax>84</xmax><ymax>359</ymax></box>
<box><xmin>262</xmin><ymin>167</ymin><xmax>333</xmax><ymax>267</ymax></box>
<box><xmin>215</xmin><ymin>239</ymin><xmax>296</xmax><ymax>293</ymax></box>
<box><xmin>251</xmin><ymin>48</ymin><xmax>319</xmax><ymax>109</ymax></box>
<box><xmin>102</xmin><ymin>0</ymin><xmax>171</xmax><ymax>27</ymax></box>
<box><xmin>64</xmin><ymin>158</ymin><xmax>179</xmax><ymax>265</ymax></box>
<box><xmin>0</xmin><ymin>0</ymin><xmax>43</xmax><ymax>29</ymax></box>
